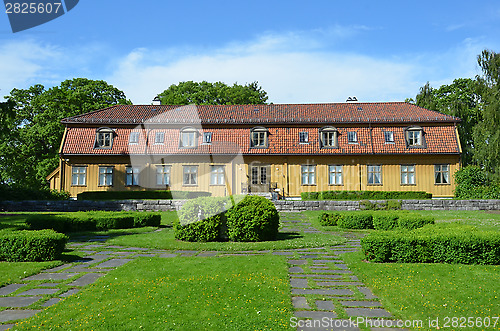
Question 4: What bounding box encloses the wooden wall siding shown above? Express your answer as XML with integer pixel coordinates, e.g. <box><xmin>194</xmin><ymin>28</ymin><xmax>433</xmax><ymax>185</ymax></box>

<box><xmin>56</xmin><ymin>154</ymin><xmax>459</xmax><ymax>198</ymax></box>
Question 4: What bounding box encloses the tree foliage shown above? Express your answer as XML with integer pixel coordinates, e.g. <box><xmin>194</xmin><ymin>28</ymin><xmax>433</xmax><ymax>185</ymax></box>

<box><xmin>157</xmin><ymin>81</ymin><xmax>268</xmax><ymax>105</ymax></box>
<box><xmin>1</xmin><ymin>78</ymin><xmax>130</xmax><ymax>189</ymax></box>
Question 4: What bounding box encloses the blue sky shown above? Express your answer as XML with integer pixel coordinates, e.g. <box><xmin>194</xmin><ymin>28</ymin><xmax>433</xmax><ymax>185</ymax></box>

<box><xmin>1</xmin><ymin>0</ymin><xmax>499</xmax><ymax>104</ymax></box>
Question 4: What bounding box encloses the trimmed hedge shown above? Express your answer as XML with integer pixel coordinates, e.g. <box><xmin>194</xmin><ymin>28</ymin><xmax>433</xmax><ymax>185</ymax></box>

<box><xmin>301</xmin><ymin>190</ymin><xmax>432</xmax><ymax>200</ymax></box>
<box><xmin>226</xmin><ymin>195</ymin><xmax>280</xmax><ymax>242</ymax></box>
<box><xmin>77</xmin><ymin>190</ymin><xmax>211</xmax><ymax>200</ymax></box>
<box><xmin>26</xmin><ymin>211</ymin><xmax>162</xmax><ymax>232</ymax></box>
<box><xmin>361</xmin><ymin>224</ymin><xmax>500</xmax><ymax>264</ymax></box>
<box><xmin>0</xmin><ymin>185</ymin><xmax>70</xmax><ymax>201</ymax></box>
<box><xmin>337</xmin><ymin>212</ymin><xmax>374</xmax><ymax>229</ymax></box>
<box><xmin>174</xmin><ymin>197</ymin><xmax>230</xmax><ymax>242</ymax></box>
<box><xmin>0</xmin><ymin>230</ymin><xmax>68</xmax><ymax>262</ymax></box>
<box><xmin>318</xmin><ymin>212</ymin><xmax>343</xmax><ymax>226</ymax></box>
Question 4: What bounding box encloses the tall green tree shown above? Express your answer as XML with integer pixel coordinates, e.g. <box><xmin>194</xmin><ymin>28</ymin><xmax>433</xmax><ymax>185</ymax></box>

<box><xmin>473</xmin><ymin>50</ymin><xmax>500</xmax><ymax>180</ymax></box>
<box><xmin>157</xmin><ymin>81</ymin><xmax>268</xmax><ymax>105</ymax></box>
<box><xmin>1</xmin><ymin>78</ymin><xmax>130</xmax><ymax>189</ymax></box>
<box><xmin>412</xmin><ymin>78</ymin><xmax>482</xmax><ymax>166</ymax></box>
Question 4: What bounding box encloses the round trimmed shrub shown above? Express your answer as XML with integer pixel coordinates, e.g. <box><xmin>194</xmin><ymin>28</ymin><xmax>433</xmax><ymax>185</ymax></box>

<box><xmin>226</xmin><ymin>195</ymin><xmax>279</xmax><ymax>242</ymax></box>
<box><xmin>337</xmin><ymin>212</ymin><xmax>373</xmax><ymax>229</ymax></box>
<box><xmin>175</xmin><ymin>197</ymin><xmax>229</xmax><ymax>242</ymax></box>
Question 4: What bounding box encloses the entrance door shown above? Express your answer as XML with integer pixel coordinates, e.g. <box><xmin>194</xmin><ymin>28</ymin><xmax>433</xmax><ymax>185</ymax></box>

<box><xmin>249</xmin><ymin>165</ymin><xmax>270</xmax><ymax>193</ymax></box>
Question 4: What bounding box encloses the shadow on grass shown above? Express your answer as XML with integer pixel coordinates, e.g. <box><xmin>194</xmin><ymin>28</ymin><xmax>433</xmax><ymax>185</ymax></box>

<box><xmin>276</xmin><ymin>231</ymin><xmax>303</xmax><ymax>241</ymax></box>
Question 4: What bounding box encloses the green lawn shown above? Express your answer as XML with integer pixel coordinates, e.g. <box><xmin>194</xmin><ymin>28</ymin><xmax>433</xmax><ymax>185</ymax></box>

<box><xmin>0</xmin><ymin>261</ymin><xmax>62</xmax><ymax>288</ymax></box>
<box><xmin>343</xmin><ymin>251</ymin><xmax>500</xmax><ymax>331</ymax></box>
<box><xmin>15</xmin><ymin>255</ymin><xmax>294</xmax><ymax>330</ymax></box>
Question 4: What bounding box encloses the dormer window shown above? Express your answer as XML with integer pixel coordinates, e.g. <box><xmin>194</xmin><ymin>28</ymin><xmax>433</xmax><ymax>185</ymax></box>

<box><xmin>250</xmin><ymin>127</ymin><xmax>268</xmax><ymax>148</ymax></box>
<box><xmin>95</xmin><ymin>128</ymin><xmax>114</xmax><ymax>149</ymax></box>
<box><xmin>180</xmin><ymin>127</ymin><xmax>197</xmax><ymax>148</ymax></box>
<box><xmin>384</xmin><ymin>131</ymin><xmax>394</xmax><ymax>143</ymax></box>
<box><xmin>129</xmin><ymin>131</ymin><xmax>139</xmax><ymax>144</ymax></box>
<box><xmin>347</xmin><ymin>131</ymin><xmax>358</xmax><ymax>143</ymax></box>
<box><xmin>299</xmin><ymin>132</ymin><xmax>309</xmax><ymax>143</ymax></box>
<box><xmin>320</xmin><ymin>127</ymin><xmax>338</xmax><ymax>148</ymax></box>
<box><xmin>405</xmin><ymin>126</ymin><xmax>425</xmax><ymax>147</ymax></box>
<box><xmin>202</xmin><ymin>132</ymin><xmax>212</xmax><ymax>144</ymax></box>
<box><xmin>155</xmin><ymin>132</ymin><xmax>165</xmax><ymax>144</ymax></box>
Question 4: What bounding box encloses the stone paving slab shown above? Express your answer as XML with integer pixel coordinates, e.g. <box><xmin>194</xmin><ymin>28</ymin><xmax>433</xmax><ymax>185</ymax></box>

<box><xmin>345</xmin><ymin>308</ymin><xmax>392</xmax><ymax>317</ymax></box>
<box><xmin>300</xmin><ymin>255</ymin><xmax>318</xmax><ymax>258</ymax></box>
<box><xmin>315</xmin><ymin>281</ymin><xmax>364</xmax><ymax>287</ymax></box>
<box><xmin>174</xmin><ymin>250</ymin><xmax>199</xmax><ymax>254</ymax></box>
<box><xmin>95</xmin><ymin>251</ymin><xmax>116</xmax><ymax>255</ymax></box>
<box><xmin>159</xmin><ymin>253</ymin><xmax>177</xmax><ymax>258</ymax></box>
<box><xmin>197</xmin><ymin>252</ymin><xmax>218</xmax><ymax>257</ymax></box>
<box><xmin>0</xmin><ymin>296</ymin><xmax>40</xmax><ymax>307</ymax></box>
<box><xmin>340</xmin><ymin>300</ymin><xmax>383</xmax><ymax>307</ymax></box>
<box><xmin>41</xmin><ymin>264</ymin><xmax>72</xmax><ymax>272</ymax></box>
<box><xmin>36</xmin><ymin>283</ymin><xmax>60</xmax><ymax>287</ymax></box>
<box><xmin>315</xmin><ymin>300</ymin><xmax>335</xmax><ymax>311</ymax></box>
<box><xmin>292</xmin><ymin>289</ymin><xmax>354</xmax><ymax>296</ymax></box>
<box><xmin>17</xmin><ymin>288</ymin><xmax>59</xmax><ymax>296</ymax></box>
<box><xmin>23</xmin><ymin>273</ymin><xmax>79</xmax><ymax>281</ymax></box>
<box><xmin>288</xmin><ymin>260</ymin><xmax>308</xmax><ymax>265</ymax></box>
<box><xmin>294</xmin><ymin>310</ymin><xmax>337</xmax><ymax>319</ymax></box>
<box><xmin>41</xmin><ymin>297</ymin><xmax>61</xmax><ymax>307</ymax></box>
<box><xmin>121</xmin><ymin>247</ymin><xmax>149</xmax><ymax>251</ymax></box>
<box><xmin>59</xmin><ymin>289</ymin><xmax>80</xmax><ymax>297</ymax></box>
<box><xmin>294</xmin><ymin>274</ymin><xmax>343</xmax><ymax>279</ymax></box>
<box><xmin>95</xmin><ymin>259</ymin><xmax>132</xmax><ymax>268</ymax></box>
<box><xmin>113</xmin><ymin>252</ymin><xmax>134</xmax><ymax>256</ymax></box>
<box><xmin>68</xmin><ymin>273</ymin><xmax>105</xmax><ymax>287</ymax></box>
<box><xmin>292</xmin><ymin>296</ymin><xmax>310</xmax><ymax>309</ymax></box>
<box><xmin>290</xmin><ymin>278</ymin><xmax>309</xmax><ymax>288</ymax></box>
<box><xmin>0</xmin><ymin>284</ymin><xmax>27</xmax><ymax>296</ymax></box>
<box><xmin>358</xmin><ymin>287</ymin><xmax>378</xmax><ymax>299</ymax></box>
<box><xmin>289</xmin><ymin>267</ymin><xmax>304</xmax><ymax>273</ymax></box>
<box><xmin>0</xmin><ymin>309</ymin><xmax>41</xmax><ymax>323</ymax></box>
<box><xmin>272</xmin><ymin>252</ymin><xmax>294</xmax><ymax>255</ymax></box>
<box><xmin>312</xmin><ymin>269</ymin><xmax>352</xmax><ymax>274</ymax></box>
<box><xmin>134</xmin><ymin>253</ymin><xmax>157</xmax><ymax>257</ymax></box>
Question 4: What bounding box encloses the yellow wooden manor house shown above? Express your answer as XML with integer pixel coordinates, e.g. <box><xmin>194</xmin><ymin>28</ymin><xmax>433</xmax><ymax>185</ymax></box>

<box><xmin>47</xmin><ymin>102</ymin><xmax>461</xmax><ymax>198</ymax></box>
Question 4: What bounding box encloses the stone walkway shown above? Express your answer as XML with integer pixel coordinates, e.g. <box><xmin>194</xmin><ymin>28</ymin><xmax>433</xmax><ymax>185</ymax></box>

<box><xmin>0</xmin><ymin>213</ymin><xmax>407</xmax><ymax>331</ymax></box>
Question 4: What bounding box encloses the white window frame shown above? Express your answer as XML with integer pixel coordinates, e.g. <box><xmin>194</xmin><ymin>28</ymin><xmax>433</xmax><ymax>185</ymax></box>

<box><xmin>384</xmin><ymin>131</ymin><xmax>394</xmax><ymax>143</ymax></box>
<box><xmin>156</xmin><ymin>165</ymin><xmax>171</xmax><ymax>186</ymax></box>
<box><xmin>154</xmin><ymin>132</ymin><xmax>165</xmax><ymax>144</ymax></box>
<box><xmin>435</xmin><ymin>164</ymin><xmax>450</xmax><ymax>184</ymax></box>
<box><xmin>95</xmin><ymin>128</ymin><xmax>113</xmax><ymax>149</ymax></box>
<box><xmin>203</xmin><ymin>132</ymin><xmax>213</xmax><ymax>144</ymax></box>
<box><xmin>71</xmin><ymin>166</ymin><xmax>86</xmax><ymax>186</ymax></box>
<box><xmin>301</xmin><ymin>165</ymin><xmax>316</xmax><ymax>185</ymax></box>
<box><xmin>347</xmin><ymin>131</ymin><xmax>358</xmax><ymax>143</ymax></box>
<box><xmin>183</xmin><ymin>165</ymin><xmax>198</xmax><ymax>186</ymax></box>
<box><xmin>180</xmin><ymin>130</ymin><xmax>196</xmax><ymax>148</ymax></box>
<box><xmin>320</xmin><ymin>127</ymin><xmax>338</xmax><ymax>148</ymax></box>
<box><xmin>299</xmin><ymin>132</ymin><xmax>309</xmax><ymax>143</ymax></box>
<box><xmin>328</xmin><ymin>165</ymin><xmax>343</xmax><ymax>185</ymax></box>
<box><xmin>98</xmin><ymin>166</ymin><xmax>113</xmax><ymax>186</ymax></box>
<box><xmin>210</xmin><ymin>165</ymin><xmax>225</xmax><ymax>185</ymax></box>
<box><xmin>367</xmin><ymin>165</ymin><xmax>382</xmax><ymax>185</ymax></box>
<box><xmin>129</xmin><ymin>131</ymin><xmax>139</xmax><ymax>144</ymax></box>
<box><xmin>251</xmin><ymin>127</ymin><xmax>268</xmax><ymax>148</ymax></box>
<box><xmin>126</xmin><ymin>166</ymin><xmax>140</xmax><ymax>186</ymax></box>
<box><xmin>401</xmin><ymin>165</ymin><xmax>416</xmax><ymax>185</ymax></box>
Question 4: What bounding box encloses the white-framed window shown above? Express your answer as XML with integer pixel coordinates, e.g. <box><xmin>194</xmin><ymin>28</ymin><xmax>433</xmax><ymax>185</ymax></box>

<box><xmin>301</xmin><ymin>165</ymin><xmax>316</xmax><ymax>185</ymax></box>
<box><xmin>435</xmin><ymin>164</ymin><xmax>450</xmax><ymax>184</ymax></box>
<box><xmin>405</xmin><ymin>127</ymin><xmax>424</xmax><ymax>147</ymax></box>
<box><xmin>320</xmin><ymin>127</ymin><xmax>338</xmax><ymax>148</ymax></box>
<box><xmin>203</xmin><ymin>132</ymin><xmax>212</xmax><ymax>144</ymax></box>
<box><xmin>183</xmin><ymin>166</ymin><xmax>198</xmax><ymax>185</ymax></box>
<box><xmin>95</xmin><ymin>128</ymin><xmax>113</xmax><ymax>148</ymax></box>
<box><xmin>129</xmin><ymin>132</ymin><xmax>139</xmax><ymax>144</ymax></box>
<box><xmin>367</xmin><ymin>165</ymin><xmax>382</xmax><ymax>185</ymax></box>
<box><xmin>328</xmin><ymin>165</ymin><xmax>343</xmax><ymax>185</ymax></box>
<box><xmin>98</xmin><ymin>166</ymin><xmax>113</xmax><ymax>186</ymax></box>
<box><xmin>299</xmin><ymin>132</ymin><xmax>309</xmax><ymax>143</ymax></box>
<box><xmin>156</xmin><ymin>165</ymin><xmax>171</xmax><ymax>186</ymax></box>
<box><xmin>180</xmin><ymin>127</ymin><xmax>197</xmax><ymax>148</ymax></box>
<box><xmin>347</xmin><ymin>131</ymin><xmax>358</xmax><ymax>143</ymax></box>
<box><xmin>154</xmin><ymin>132</ymin><xmax>165</xmax><ymax>144</ymax></box>
<box><xmin>401</xmin><ymin>165</ymin><xmax>415</xmax><ymax>185</ymax></box>
<box><xmin>251</xmin><ymin>127</ymin><xmax>268</xmax><ymax>148</ymax></box>
<box><xmin>210</xmin><ymin>165</ymin><xmax>225</xmax><ymax>185</ymax></box>
<box><xmin>126</xmin><ymin>166</ymin><xmax>140</xmax><ymax>186</ymax></box>
<box><xmin>384</xmin><ymin>131</ymin><xmax>394</xmax><ymax>143</ymax></box>
<box><xmin>71</xmin><ymin>166</ymin><xmax>86</xmax><ymax>186</ymax></box>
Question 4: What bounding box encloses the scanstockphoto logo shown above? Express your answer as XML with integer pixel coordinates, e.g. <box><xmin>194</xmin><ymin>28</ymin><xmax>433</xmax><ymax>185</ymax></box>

<box><xmin>4</xmin><ymin>0</ymin><xmax>79</xmax><ymax>33</ymax></box>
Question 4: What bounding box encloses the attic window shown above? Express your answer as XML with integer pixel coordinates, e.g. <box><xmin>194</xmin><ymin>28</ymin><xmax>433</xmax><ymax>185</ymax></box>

<box><xmin>202</xmin><ymin>132</ymin><xmax>212</xmax><ymax>144</ymax></box>
<box><xmin>405</xmin><ymin>126</ymin><xmax>425</xmax><ymax>148</ymax></box>
<box><xmin>347</xmin><ymin>131</ymin><xmax>358</xmax><ymax>143</ymax></box>
<box><xmin>299</xmin><ymin>132</ymin><xmax>309</xmax><ymax>143</ymax></box>
<box><xmin>180</xmin><ymin>127</ymin><xmax>197</xmax><ymax>148</ymax></box>
<box><xmin>319</xmin><ymin>126</ymin><xmax>338</xmax><ymax>148</ymax></box>
<box><xmin>384</xmin><ymin>131</ymin><xmax>394</xmax><ymax>143</ymax></box>
<box><xmin>95</xmin><ymin>128</ymin><xmax>113</xmax><ymax>149</ymax></box>
<box><xmin>129</xmin><ymin>132</ymin><xmax>139</xmax><ymax>144</ymax></box>
<box><xmin>250</xmin><ymin>127</ymin><xmax>268</xmax><ymax>148</ymax></box>
<box><xmin>155</xmin><ymin>132</ymin><xmax>165</xmax><ymax>144</ymax></box>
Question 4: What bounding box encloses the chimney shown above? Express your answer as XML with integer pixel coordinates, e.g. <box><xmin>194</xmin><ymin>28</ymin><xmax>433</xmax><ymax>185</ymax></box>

<box><xmin>152</xmin><ymin>96</ymin><xmax>161</xmax><ymax>105</ymax></box>
<box><xmin>346</xmin><ymin>97</ymin><xmax>358</xmax><ymax>102</ymax></box>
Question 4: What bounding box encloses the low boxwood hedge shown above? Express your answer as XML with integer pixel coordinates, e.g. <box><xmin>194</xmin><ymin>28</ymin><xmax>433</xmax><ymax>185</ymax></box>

<box><xmin>301</xmin><ymin>190</ymin><xmax>432</xmax><ymax>200</ymax></box>
<box><xmin>26</xmin><ymin>211</ymin><xmax>162</xmax><ymax>232</ymax></box>
<box><xmin>337</xmin><ymin>212</ymin><xmax>374</xmax><ymax>229</ymax></box>
<box><xmin>77</xmin><ymin>190</ymin><xmax>211</xmax><ymax>200</ymax></box>
<box><xmin>0</xmin><ymin>229</ymin><xmax>68</xmax><ymax>262</ymax></box>
<box><xmin>318</xmin><ymin>212</ymin><xmax>344</xmax><ymax>226</ymax></box>
<box><xmin>361</xmin><ymin>224</ymin><xmax>500</xmax><ymax>264</ymax></box>
<box><xmin>174</xmin><ymin>197</ymin><xmax>230</xmax><ymax>242</ymax></box>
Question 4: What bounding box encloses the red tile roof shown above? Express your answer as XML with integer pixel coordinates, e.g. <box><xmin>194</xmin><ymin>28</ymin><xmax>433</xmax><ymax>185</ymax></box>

<box><xmin>61</xmin><ymin>103</ymin><xmax>460</xmax><ymax>125</ymax></box>
<box><xmin>61</xmin><ymin>125</ymin><xmax>460</xmax><ymax>156</ymax></box>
